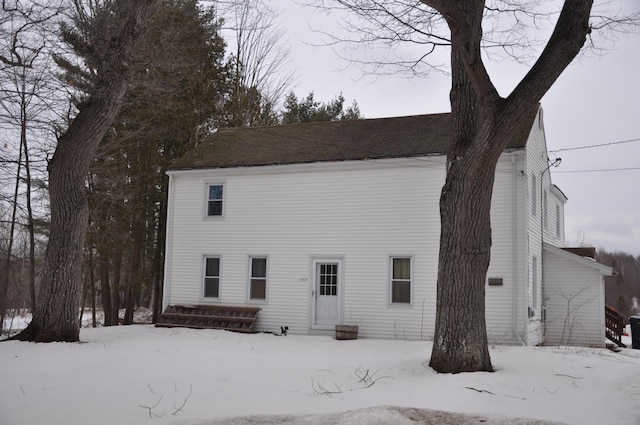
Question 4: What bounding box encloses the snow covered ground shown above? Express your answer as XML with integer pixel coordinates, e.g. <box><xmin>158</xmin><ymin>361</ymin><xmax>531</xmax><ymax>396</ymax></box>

<box><xmin>1</xmin><ymin>325</ymin><xmax>639</xmax><ymax>425</ymax></box>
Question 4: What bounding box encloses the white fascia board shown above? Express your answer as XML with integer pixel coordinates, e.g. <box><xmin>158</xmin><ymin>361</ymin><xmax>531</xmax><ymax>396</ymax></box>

<box><xmin>550</xmin><ymin>184</ymin><xmax>568</xmax><ymax>203</ymax></box>
<box><xmin>166</xmin><ymin>155</ymin><xmax>447</xmax><ymax>177</ymax></box>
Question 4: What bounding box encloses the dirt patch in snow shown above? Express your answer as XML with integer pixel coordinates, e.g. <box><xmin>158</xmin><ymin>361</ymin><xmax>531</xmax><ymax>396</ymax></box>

<box><xmin>193</xmin><ymin>406</ymin><xmax>566</xmax><ymax>425</ymax></box>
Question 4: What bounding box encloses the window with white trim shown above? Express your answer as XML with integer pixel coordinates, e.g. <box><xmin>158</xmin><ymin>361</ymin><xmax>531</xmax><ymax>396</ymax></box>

<box><xmin>531</xmin><ymin>175</ymin><xmax>537</xmax><ymax>217</ymax></box>
<box><xmin>555</xmin><ymin>204</ymin><xmax>561</xmax><ymax>237</ymax></box>
<box><xmin>543</xmin><ymin>190</ymin><xmax>548</xmax><ymax>228</ymax></box>
<box><xmin>206</xmin><ymin>184</ymin><xmax>224</xmax><ymax>216</ymax></box>
<box><xmin>249</xmin><ymin>257</ymin><xmax>267</xmax><ymax>300</ymax></box>
<box><xmin>203</xmin><ymin>256</ymin><xmax>220</xmax><ymax>298</ymax></box>
<box><xmin>531</xmin><ymin>256</ymin><xmax>538</xmax><ymax>308</ymax></box>
<box><xmin>390</xmin><ymin>257</ymin><xmax>412</xmax><ymax>304</ymax></box>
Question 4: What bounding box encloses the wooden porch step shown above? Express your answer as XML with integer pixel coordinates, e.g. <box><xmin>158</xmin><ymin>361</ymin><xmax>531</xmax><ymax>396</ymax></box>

<box><xmin>154</xmin><ymin>322</ymin><xmax>256</xmax><ymax>333</ymax></box>
<box><xmin>155</xmin><ymin>305</ymin><xmax>261</xmax><ymax>333</ymax></box>
<box><xmin>159</xmin><ymin>313</ymin><xmax>257</xmax><ymax>323</ymax></box>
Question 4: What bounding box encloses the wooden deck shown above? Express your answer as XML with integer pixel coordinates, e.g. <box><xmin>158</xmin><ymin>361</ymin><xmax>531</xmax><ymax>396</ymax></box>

<box><xmin>605</xmin><ymin>306</ymin><xmax>626</xmax><ymax>348</ymax></box>
<box><xmin>156</xmin><ymin>305</ymin><xmax>261</xmax><ymax>333</ymax></box>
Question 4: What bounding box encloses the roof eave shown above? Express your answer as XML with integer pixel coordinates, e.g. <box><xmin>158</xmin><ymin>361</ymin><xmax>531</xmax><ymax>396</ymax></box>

<box><xmin>543</xmin><ymin>243</ymin><xmax>613</xmax><ymax>275</ymax></box>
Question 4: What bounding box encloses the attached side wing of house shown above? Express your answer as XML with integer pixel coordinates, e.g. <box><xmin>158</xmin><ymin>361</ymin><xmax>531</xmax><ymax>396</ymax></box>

<box><xmin>543</xmin><ymin>244</ymin><xmax>613</xmax><ymax>346</ymax></box>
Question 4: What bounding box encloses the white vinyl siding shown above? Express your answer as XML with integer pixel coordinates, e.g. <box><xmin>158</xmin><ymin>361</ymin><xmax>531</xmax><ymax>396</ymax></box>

<box><xmin>523</xmin><ymin>107</ymin><xmax>550</xmax><ymax>345</ymax></box>
<box><xmin>164</xmin><ymin>152</ymin><xmax>529</xmax><ymax>342</ymax></box>
<box><xmin>542</xmin><ymin>185</ymin><xmax>566</xmax><ymax>247</ymax></box>
<box><xmin>485</xmin><ymin>149</ymin><xmax>526</xmax><ymax>344</ymax></box>
<box><xmin>166</xmin><ymin>158</ymin><xmax>443</xmax><ymax>338</ymax></box>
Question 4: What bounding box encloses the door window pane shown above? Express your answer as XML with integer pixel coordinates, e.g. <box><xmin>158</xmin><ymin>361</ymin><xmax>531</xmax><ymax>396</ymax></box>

<box><xmin>319</xmin><ymin>263</ymin><xmax>338</xmax><ymax>296</ymax></box>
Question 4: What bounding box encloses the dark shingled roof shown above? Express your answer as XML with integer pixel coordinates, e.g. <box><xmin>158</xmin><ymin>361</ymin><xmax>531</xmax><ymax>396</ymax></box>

<box><xmin>169</xmin><ymin>112</ymin><xmax>535</xmax><ymax>171</ymax></box>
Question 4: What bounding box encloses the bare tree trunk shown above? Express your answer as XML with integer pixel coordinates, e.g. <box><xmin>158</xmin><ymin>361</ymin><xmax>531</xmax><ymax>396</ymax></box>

<box><xmin>123</xmin><ymin>246</ymin><xmax>138</xmax><ymax>325</ymax></box>
<box><xmin>22</xmin><ymin>118</ymin><xmax>37</xmax><ymax>313</ymax></box>
<box><xmin>152</xmin><ymin>189</ymin><xmax>167</xmax><ymax>323</ymax></box>
<box><xmin>428</xmin><ymin>0</ymin><xmax>594</xmax><ymax>372</ymax></box>
<box><xmin>1</xmin><ymin>129</ymin><xmax>23</xmax><ymax>334</ymax></box>
<box><xmin>88</xmin><ymin>248</ymin><xmax>97</xmax><ymax>328</ymax></box>
<box><xmin>111</xmin><ymin>249</ymin><xmax>122</xmax><ymax>324</ymax></box>
<box><xmin>11</xmin><ymin>0</ymin><xmax>159</xmax><ymax>342</ymax></box>
<box><xmin>99</xmin><ymin>251</ymin><xmax>116</xmax><ymax>326</ymax></box>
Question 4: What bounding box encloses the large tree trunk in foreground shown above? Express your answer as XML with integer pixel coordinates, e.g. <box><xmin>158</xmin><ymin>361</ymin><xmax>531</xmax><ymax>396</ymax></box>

<box><xmin>11</xmin><ymin>0</ymin><xmax>159</xmax><ymax>342</ymax></box>
<box><xmin>427</xmin><ymin>0</ymin><xmax>594</xmax><ymax>372</ymax></box>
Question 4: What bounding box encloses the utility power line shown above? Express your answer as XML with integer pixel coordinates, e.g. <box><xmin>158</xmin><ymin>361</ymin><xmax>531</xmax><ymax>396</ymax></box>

<box><xmin>554</xmin><ymin>166</ymin><xmax>640</xmax><ymax>173</ymax></box>
<box><xmin>550</xmin><ymin>137</ymin><xmax>640</xmax><ymax>153</ymax></box>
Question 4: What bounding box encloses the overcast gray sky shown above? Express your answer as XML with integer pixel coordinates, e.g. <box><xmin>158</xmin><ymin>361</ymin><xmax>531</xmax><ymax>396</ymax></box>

<box><xmin>275</xmin><ymin>1</ymin><xmax>640</xmax><ymax>255</ymax></box>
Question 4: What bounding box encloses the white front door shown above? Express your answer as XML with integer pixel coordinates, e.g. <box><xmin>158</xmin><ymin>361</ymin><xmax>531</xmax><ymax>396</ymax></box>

<box><xmin>312</xmin><ymin>260</ymin><xmax>341</xmax><ymax>329</ymax></box>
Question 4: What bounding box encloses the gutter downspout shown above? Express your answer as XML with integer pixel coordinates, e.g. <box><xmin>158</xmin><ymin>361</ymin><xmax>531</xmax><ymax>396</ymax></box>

<box><xmin>522</xmin><ymin>156</ymin><xmax>530</xmax><ymax>345</ymax></box>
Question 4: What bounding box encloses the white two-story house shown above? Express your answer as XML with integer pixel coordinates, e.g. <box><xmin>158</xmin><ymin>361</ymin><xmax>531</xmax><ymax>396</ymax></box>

<box><xmin>161</xmin><ymin>106</ymin><xmax>613</xmax><ymax>347</ymax></box>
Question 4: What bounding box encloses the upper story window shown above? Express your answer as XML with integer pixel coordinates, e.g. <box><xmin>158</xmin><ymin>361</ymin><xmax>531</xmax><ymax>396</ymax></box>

<box><xmin>207</xmin><ymin>184</ymin><xmax>224</xmax><ymax>217</ymax></box>
<box><xmin>390</xmin><ymin>257</ymin><xmax>412</xmax><ymax>304</ymax></box>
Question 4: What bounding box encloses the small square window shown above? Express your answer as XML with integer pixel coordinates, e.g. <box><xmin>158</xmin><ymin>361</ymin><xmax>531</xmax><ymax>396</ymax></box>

<box><xmin>207</xmin><ymin>184</ymin><xmax>223</xmax><ymax>216</ymax></box>
<box><xmin>204</xmin><ymin>257</ymin><xmax>220</xmax><ymax>298</ymax></box>
<box><xmin>391</xmin><ymin>257</ymin><xmax>411</xmax><ymax>304</ymax></box>
<box><xmin>249</xmin><ymin>257</ymin><xmax>267</xmax><ymax>300</ymax></box>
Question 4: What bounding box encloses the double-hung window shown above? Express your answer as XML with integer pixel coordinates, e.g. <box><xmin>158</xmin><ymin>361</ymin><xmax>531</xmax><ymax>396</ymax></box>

<box><xmin>203</xmin><ymin>257</ymin><xmax>220</xmax><ymax>298</ymax></box>
<box><xmin>249</xmin><ymin>257</ymin><xmax>267</xmax><ymax>300</ymax></box>
<box><xmin>531</xmin><ymin>175</ymin><xmax>537</xmax><ymax>217</ymax></box>
<box><xmin>543</xmin><ymin>191</ymin><xmax>548</xmax><ymax>228</ymax></box>
<box><xmin>531</xmin><ymin>256</ymin><xmax>538</xmax><ymax>308</ymax></box>
<box><xmin>390</xmin><ymin>257</ymin><xmax>412</xmax><ymax>304</ymax></box>
<box><xmin>207</xmin><ymin>184</ymin><xmax>224</xmax><ymax>217</ymax></box>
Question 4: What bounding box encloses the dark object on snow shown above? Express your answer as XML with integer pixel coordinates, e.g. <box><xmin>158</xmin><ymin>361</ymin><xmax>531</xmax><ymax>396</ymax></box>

<box><xmin>280</xmin><ymin>326</ymin><xmax>288</xmax><ymax>336</ymax></box>
<box><xmin>631</xmin><ymin>316</ymin><xmax>640</xmax><ymax>349</ymax></box>
<box><xmin>335</xmin><ymin>325</ymin><xmax>358</xmax><ymax>340</ymax></box>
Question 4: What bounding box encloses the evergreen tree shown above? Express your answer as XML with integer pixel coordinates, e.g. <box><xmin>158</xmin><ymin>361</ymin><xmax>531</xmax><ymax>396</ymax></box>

<box><xmin>280</xmin><ymin>92</ymin><xmax>361</xmax><ymax>124</ymax></box>
<box><xmin>84</xmin><ymin>0</ymin><xmax>232</xmax><ymax>323</ymax></box>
